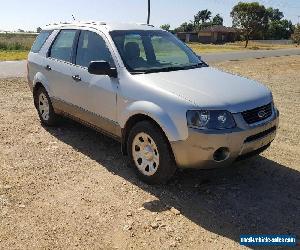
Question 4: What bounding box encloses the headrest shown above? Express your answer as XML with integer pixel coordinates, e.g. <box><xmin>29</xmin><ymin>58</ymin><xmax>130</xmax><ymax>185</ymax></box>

<box><xmin>124</xmin><ymin>42</ymin><xmax>140</xmax><ymax>60</ymax></box>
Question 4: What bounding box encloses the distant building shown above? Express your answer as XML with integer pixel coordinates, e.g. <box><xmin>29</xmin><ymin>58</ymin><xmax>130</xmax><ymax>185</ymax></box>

<box><xmin>177</xmin><ymin>25</ymin><xmax>239</xmax><ymax>44</ymax></box>
<box><xmin>176</xmin><ymin>32</ymin><xmax>199</xmax><ymax>43</ymax></box>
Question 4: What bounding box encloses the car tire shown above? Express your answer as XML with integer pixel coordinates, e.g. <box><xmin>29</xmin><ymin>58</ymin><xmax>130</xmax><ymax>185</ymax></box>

<box><xmin>127</xmin><ymin>120</ymin><xmax>177</xmax><ymax>184</ymax></box>
<box><xmin>34</xmin><ymin>87</ymin><xmax>58</xmax><ymax>126</ymax></box>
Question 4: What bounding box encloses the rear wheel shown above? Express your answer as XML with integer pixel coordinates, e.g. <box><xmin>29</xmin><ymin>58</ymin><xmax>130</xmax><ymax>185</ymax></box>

<box><xmin>34</xmin><ymin>87</ymin><xmax>58</xmax><ymax>126</ymax></box>
<box><xmin>127</xmin><ymin>121</ymin><xmax>177</xmax><ymax>184</ymax></box>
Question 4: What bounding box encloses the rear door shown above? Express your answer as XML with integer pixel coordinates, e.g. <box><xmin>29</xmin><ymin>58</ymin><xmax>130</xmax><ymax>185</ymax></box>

<box><xmin>45</xmin><ymin>29</ymin><xmax>79</xmax><ymax>104</ymax></box>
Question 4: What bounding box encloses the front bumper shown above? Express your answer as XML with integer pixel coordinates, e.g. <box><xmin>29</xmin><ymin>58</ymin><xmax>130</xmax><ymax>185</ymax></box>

<box><xmin>171</xmin><ymin>110</ymin><xmax>279</xmax><ymax>169</ymax></box>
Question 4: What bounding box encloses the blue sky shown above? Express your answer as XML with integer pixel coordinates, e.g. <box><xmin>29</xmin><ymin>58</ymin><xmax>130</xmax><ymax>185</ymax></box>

<box><xmin>1</xmin><ymin>0</ymin><xmax>299</xmax><ymax>31</ymax></box>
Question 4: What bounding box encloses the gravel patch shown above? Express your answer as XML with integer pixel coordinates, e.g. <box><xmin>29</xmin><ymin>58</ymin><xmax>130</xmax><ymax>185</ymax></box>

<box><xmin>0</xmin><ymin>56</ymin><xmax>299</xmax><ymax>249</ymax></box>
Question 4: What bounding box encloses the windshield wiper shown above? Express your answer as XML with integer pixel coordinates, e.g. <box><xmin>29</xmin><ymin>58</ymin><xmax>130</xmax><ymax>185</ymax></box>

<box><xmin>131</xmin><ymin>71</ymin><xmax>147</xmax><ymax>75</ymax></box>
<box><xmin>143</xmin><ymin>66</ymin><xmax>193</xmax><ymax>74</ymax></box>
<box><xmin>188</xmin><ymin>62</ymin><xmax>209</xmax><ymax>68</ymax></box>
<box><xmin>197</xmin><ymin>61</ymin><xmax>209</xmax><ymax>67</ymax></box>
<box><xmin>131</xmin><ymin>62</ymin><xmax>208</xmax><ymax>75</ymax></box>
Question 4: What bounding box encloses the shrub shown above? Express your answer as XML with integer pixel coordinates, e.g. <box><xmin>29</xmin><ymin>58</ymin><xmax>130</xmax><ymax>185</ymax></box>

<box><xmin>0</xmin><ymin>33</ymin><xmax>36</xmax><ymax>51</ymax></box>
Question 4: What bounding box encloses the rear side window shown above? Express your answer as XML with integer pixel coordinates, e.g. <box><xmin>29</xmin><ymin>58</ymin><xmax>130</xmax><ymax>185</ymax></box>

<box><xmin>50</xmin><ymin>30</ymin><xmax>77</xmax><ymax>62</ymax></box>
<box><xmin>31</xmin><ymin>30</ymin><xmax>52</xmax><ymax>53</ymax></box>
<box><xmin>76</xmin><ymin>31</ymin><xmax>114</xmax><ymax>68</ymax></box>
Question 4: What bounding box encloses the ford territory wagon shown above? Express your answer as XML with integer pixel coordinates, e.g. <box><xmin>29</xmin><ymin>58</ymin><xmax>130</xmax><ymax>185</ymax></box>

<box><xmin>27</xmin><ymin>21</ymin><xmax>279</xmax><ymax>184</ymax></box>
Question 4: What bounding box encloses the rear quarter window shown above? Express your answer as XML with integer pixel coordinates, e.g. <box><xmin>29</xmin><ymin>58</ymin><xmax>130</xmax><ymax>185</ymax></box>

<box><xmin>31</xmin><ymin>30</ymin><xmax>52</xmax><ymax>53</ymax></box>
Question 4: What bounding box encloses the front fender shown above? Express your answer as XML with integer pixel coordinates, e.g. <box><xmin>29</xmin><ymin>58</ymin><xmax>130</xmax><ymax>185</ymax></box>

<box><xmin>120</xmin><ymin>101</ymin><xmax>182</xmax><ymax>142</ymax></box>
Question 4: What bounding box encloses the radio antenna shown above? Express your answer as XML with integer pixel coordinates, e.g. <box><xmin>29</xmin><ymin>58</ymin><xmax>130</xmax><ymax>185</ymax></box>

<box><xmin>147</xmin><ymin>0</ymin><xmax>150</xmax><ymax>24</ymax></box>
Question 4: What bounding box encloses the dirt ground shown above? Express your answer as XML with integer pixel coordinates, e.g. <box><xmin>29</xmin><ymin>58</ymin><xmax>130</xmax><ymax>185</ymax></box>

<box><xmin>0</xmin><ymin>56</ymin><xmax>299</xmax><ymax>250</ymax></box>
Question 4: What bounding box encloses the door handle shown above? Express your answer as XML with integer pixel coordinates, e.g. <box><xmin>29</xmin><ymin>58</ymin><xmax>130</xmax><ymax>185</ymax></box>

<box><xmin>45</xmin><ymin>65</ymin><xmax>52</xmax><ymax>71</ymax></box>
<box><xmin>72</xmin><ymin>75</ymin><xmax>82</xmax><ymax>82</ymax></box>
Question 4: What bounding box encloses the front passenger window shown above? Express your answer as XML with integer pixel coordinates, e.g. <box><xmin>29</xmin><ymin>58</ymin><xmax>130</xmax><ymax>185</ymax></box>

<box><xmin>50</xmin><ymin>30</ymin><xmax>77</xmax><ymax>62</ymax></box>
<box><xmin>76</xmin><ymin>31</ymin><xmax>114</xmax><ymax>68</ymax></box>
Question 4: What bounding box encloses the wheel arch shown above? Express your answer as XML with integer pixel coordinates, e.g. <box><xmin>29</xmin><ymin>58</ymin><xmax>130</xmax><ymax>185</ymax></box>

<box><xmin>32</xmin><ymin>72</ymin><xmax>51</xmax><ymax>108</ymax></box>
<box><xmin>122</xmin><ymin>114</ymin><xmax>155</xmax><ymax>154</ymax></box>
<box><xmin>32</xmin><ymin>72</ymin><xmax>51</xmax><ymax>95</ymax></box>
<box><xmin>120</xmin><ymin>101</ymin><xmax>181</xmax><ymax>156</ymax></box>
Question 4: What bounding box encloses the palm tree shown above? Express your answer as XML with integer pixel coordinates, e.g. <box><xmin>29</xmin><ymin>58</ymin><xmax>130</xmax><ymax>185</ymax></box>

<box><xmin>198</xmin><ymin>9</ymin><xmax>212</xmax><ymax>23</ymax></box>
<box><xmin>194</xmin><ymin>13</ymin><xmax>201</xmax><ymax>27</ymax></box>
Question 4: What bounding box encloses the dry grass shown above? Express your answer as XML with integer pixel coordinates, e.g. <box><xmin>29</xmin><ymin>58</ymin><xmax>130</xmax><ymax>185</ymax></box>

<box><xmin>0</xmin><ymin>33</ymin><xmax>36</xmax><ymax>51</ymax></box>
<box><xmin>0</xmin><ymin>33</ymin><xmax>34</xmax><ymax>61</ymax></box>
<box><xmin>0</xmin><ymin>50</ymin><xmax>28</xmax><ymax>61</ymax></box>
<box><xmin>189</xmin><ymin>41</ymin><xmax>298</xmax><ymax>54</ymax></box>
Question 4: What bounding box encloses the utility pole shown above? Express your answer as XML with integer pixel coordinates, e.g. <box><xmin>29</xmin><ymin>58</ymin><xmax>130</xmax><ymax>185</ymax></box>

<box><xmin>147</xmin><ymin>0</ymin><xmax>151</xmax><ymax>24</ymax></box>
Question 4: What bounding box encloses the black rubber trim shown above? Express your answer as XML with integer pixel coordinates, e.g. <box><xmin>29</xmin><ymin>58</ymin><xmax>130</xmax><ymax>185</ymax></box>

<box><xmin>244</xmin><ymin>126</ymin><xmax>276</xmax><ymax>143</ymax></box>
<box><xmin>236</xmin><ymin>143</ymin><xmax>271</xmax><ymax>161</ymax></box>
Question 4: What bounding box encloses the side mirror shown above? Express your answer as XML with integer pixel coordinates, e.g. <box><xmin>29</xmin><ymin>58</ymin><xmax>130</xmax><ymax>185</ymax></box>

<box><xmin>88</xmin><ymin>61</ymin><xmax>117</xmax><ymax>78</ymax></box>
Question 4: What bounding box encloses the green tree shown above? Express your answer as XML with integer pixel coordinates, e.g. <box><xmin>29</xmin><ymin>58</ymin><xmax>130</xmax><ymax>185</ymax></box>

<box><xmin>174</xmin><ymin>22</ymin><xmax>194</xmax><ymax>32</ymax></box>
<box><xmin>36</xmin><ymin>27</ymin><xmax>42</xmax><ymax>33</ymax></box>
<box><xmin>292</xmin><ymin>24</ymin><xmax>300</xmax><ymax>45</ymax></box>
<box><xmin>266</xmin><ymin>7</ymin><xmax>284</xmax><ymax>22</ymax></box>
<box><xmin>212</xmin><ymin>14</ymin><xmax>224</xmax><ymax>25</ymax></box>
<box><xmin>267</xmin><ymin>19</ymin><xmax>294</xmax><ymax>39</ymax></box>
<box><xmin>263</xmin><ymin>7</ymin><xmax>294</xmax><ymax>40</ymax></box>
<box><xmin>160</xmin><ymin>24</ymin><xmax>170</xmax><ymax>31</ymax></box>
<box><xmin>231</xmin><ymin>2</ymin><xmax>268</xmax><ymax>47</ymax></box>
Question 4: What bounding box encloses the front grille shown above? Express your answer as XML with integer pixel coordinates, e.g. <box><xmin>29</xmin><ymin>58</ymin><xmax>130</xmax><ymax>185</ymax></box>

<box><xmin>242</xmin><ymin>103</ymin><xmax>272</xmax><ymax>124</ymax></box>
<box><xmin>244</xmin><ymin>126</ymin><xmax>276</xmax><ymax>143</ymax></box>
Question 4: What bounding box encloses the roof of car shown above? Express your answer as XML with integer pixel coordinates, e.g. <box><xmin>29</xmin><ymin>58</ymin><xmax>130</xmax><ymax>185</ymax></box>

<box><xmin>43</xmin><ymin>21</ymin><xmax>160</xmax><ymax>32</ymax></box>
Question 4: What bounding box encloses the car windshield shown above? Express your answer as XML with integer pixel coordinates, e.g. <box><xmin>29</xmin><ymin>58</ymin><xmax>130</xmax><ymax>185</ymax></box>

<box><xmin>110</xmin><ymin>30</ymin><xmax>204</xmax><ymax>74</ymax></box>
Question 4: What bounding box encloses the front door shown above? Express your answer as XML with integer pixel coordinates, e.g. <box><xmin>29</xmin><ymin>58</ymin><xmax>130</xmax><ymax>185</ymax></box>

<box><xmin>69</xmin><ymin>30</ymin><xmax>119</xmax><ymax>135</ymax></box>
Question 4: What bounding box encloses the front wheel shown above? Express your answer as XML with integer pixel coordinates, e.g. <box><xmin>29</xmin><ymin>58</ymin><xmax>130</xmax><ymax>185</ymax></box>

<box><xmin>127</xmin><ymin>121</ymin><xmax>177</xmax><ymax>184</ymax></box>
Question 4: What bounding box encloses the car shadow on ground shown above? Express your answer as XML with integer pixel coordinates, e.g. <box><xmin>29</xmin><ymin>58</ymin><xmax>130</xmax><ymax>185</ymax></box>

<box><xmin>46</xmin><ymin>120</ymin><xmax>300</xmax><ymax>247</ymax></box>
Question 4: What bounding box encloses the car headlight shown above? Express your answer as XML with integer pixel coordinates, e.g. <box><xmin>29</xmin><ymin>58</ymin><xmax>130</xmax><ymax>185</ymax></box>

<box><xmin>187</xmin><ymin>110</ymin><xmax>236</xmax><ymax>130</ymax></box>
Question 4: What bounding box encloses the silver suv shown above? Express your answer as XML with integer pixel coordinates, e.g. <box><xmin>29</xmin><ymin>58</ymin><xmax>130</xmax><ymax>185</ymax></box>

<box><xmin>27</xmin><ymin>21</ymin><xmax>279</xmax><ymax>184</ymax></box>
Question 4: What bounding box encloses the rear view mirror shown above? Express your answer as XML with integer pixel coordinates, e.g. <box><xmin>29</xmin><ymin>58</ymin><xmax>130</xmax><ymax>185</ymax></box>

<box><xmin>88</xmin><ymin>61</ymin><xmax>117</xmax><ymax>78</ymax></box>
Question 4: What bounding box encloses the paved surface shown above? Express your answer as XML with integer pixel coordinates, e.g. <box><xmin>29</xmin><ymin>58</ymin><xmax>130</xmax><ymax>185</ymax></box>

<box><xmin>0</xmin><ymin>60</ymin><xmax>27</xmax><ymax>78</ymax></box>
<box><xmin>0</xmin><ymin>48</ymin><xmax>300</xmax><ymax>78</ymax></box>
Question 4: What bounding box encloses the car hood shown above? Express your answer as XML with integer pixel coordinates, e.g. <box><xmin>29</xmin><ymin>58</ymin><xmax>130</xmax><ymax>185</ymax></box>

<box><xmin>138</xmin><ymin>67</ymin><xmax>272</xmax><ymax>113</ymax></box>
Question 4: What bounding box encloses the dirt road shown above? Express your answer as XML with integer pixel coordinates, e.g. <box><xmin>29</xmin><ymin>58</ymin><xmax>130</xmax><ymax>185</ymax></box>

<box><xmin>0</xmin><ymin>56</ymin><xmax>299</xmax><ymax>249</ymax></box>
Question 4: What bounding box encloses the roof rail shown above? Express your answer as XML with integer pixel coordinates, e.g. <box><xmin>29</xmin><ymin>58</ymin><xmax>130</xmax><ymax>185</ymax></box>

<box><xmin>81</xmin><ymin>21</ymin><xmax>106</xmax><ymax>25</ymax></box>
<box><xmin>45</xmin><ymin>21</ymin><xmax>107</xmax><ymax>27</ymax></box>
<box><xmin>45</xmin><ymin>22</ymin><xmax>71</xmax><ymax>27</ymax></box>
